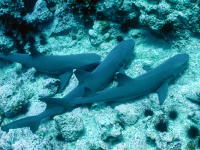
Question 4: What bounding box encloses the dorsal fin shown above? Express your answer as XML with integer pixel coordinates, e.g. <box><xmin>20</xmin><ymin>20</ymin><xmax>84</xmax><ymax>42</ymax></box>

<box><xmin>74</xmin><ymin>69</ymin><xmax>91</xmax><ymax>83</ymax></box>
<box><xmin>58</xmin><ymin>71</ymin><xmax>73</xmax><ymax>93</ymax></box>
<box><xmin>115</xmin><ymin>73</ymin><xmax>132</xmax><ymax>86</ymax></box>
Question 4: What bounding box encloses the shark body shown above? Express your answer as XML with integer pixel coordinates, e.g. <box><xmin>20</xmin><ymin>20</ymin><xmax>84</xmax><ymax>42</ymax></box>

<box><xmin>71</xmin><ymin>54</ymin><xmax>189</xmax><ymax>106</ymax></box>
<box><xmin>0</xmin><ymin>53</ymin><xmax>101</xmax><ymax>92</ymax></box>
<box><xmin>1</xmin><ymin>40</ymin><xmax>135</xmax><ymax>132</ymax></box>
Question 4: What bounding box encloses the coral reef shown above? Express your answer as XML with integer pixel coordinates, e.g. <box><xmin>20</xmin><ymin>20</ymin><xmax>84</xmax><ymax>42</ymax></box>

<box><xmin>24</xmin><ymin>0</ymin><xmax>53</xmax><ymax>24</ymax></box>
<box><xmin>0</xmin><ymin>0</ymin><xmax>200</xmax><ymax>149</ymax></box>
<box><xmin>0</xmin><ymin>67</ymin><xmax>31</xmax><ymax>118</ymax></box>
<box><xmin>94</xmin><ymin>107</ymin><xmax>123</xmax><ymax>144</ymax></box>
<box><xmin>115</xmin><ymin>103</ymin><xmax>140</xmax><ymax>126</ymax></box>
<box><xmin>54</xmin><ymin>112</ymin><xmax>84</xmax><ymax>142</ymax></box>
<box><xmin>50</xmin><ymin>4</ymin><xmax>83</xmax><ymax>37</ymax></box>
<box><xmin>0</xmin><ymin>129</ymin><xmax>51</xmax><ymax>150</ymax></box>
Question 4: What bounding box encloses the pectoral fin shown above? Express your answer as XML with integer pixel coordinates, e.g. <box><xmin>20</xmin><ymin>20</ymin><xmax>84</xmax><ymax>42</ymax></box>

<box><xmin>157</xmin><ymin>80</ymin><xmax>170</xmax><ymax>105</ymax></box>
<box><xmin>29</xmin><ymin>117</ymin><xmax>41</xmax><ymax>133</ymax></box>
<box><xmin>58</xmin><ymin>71</ymin><xmax>73</xmax><ymax>93</ymax></box>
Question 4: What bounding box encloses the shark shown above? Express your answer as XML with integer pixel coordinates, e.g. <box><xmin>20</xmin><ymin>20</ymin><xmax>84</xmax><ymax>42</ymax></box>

<box><xmin>0</xmin><ymin>52</ymin><xmax>101</xmax><ymax>92</ymax></box>
<box><xmin>70</xmin><ymin>53</ymin><xmax>189</xmax><ymax>106</ymax></box>
<box><xmin>1</xmin><ymin>39</ymin><xmax>135</xmax><ymax>132</ymax></box>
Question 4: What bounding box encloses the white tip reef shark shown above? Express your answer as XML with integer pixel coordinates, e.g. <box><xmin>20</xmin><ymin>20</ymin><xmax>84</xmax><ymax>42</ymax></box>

<box><xmin>1</xmin><ymin>39</ymin><xmax>135</xmax><ymax>132</ymax></box>
<box><xmin>71</xmin><ymin>53</ymin><xmax>189</xmax><ymax>106</ymax></box>
<box><xmin>0</xmin><ymin>52</ymin><xmax>101</xmax><ymax>92</ymax></box>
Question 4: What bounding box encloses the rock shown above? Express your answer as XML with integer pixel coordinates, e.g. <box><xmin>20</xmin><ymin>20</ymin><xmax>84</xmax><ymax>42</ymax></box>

<box><xmin>0</xmin><ymin>129</ymin><xmax>51</xmax><ymax>150</ymax></box>
<box><xmin>24</xmin><ymin>0</ymin><xmax>53</xmax><ymax>24</ymax></box>
<box><xmin>51</xmin><ymin>5</ymin><xmax>82</xmax><ymax>37</ymax></box>
<box><xmin>100</xmin><ymin>123</ymin><xmax>122</xmax><ymax>143</ymax></box>
<box><xmin>0</xmin><ymin>0</ymin><xmax>24</xmax><ymax>18</ymax></box>
<box><xmin>74</xmin><ymin>140</ymin><xmax>108</xmax><ymax>150</ymax></box>
<box><xmin>23</xmin><ymin>0</ymin><xmax>38</xmax><ymax>13</ymax></box>
<box><xmin>137</xmin><ymin>1</ymin><xmax>171</xmax><ymax>34</ymax></box>
<box><xmin>96</xmin><ymin>0</ymin><xmax>124</xmax><ymax>22</ymax></box>
<box><xmin>167</xmin><ymin>139</ymin><xmax>182</xmax><ymax>150</ymax></box>
<box><xmin>94</xmin><ymin>107</ymin><xmax>123</xmax><ymax>144</ymax></box>
<box><xmin>20</xmin><ymin>68</ymin><xmax>36</xmax><ymax>81</ymax></box>
<box><xmin>115</xmin><ymin>103</ymin><xmax>140</xmax><ymax>126</ymax></box>
<box><xmin>88</xmin><ymin>21</ymin><xmax>111</xmax><ymax>46</ymax></box>
<box><xmin>132</xmin><ymin>0</ymin><xmax>199</xmax><ymax>37</ymax></box>
<box><xmin>87</xmin><ymin>140</ymin><xmax>107</xmax><ymax>150</ymax></box>
<box><xmin>96</xmin><ymin>0</ymin><xmax>139</xmax><ymax>33</ymax></box>
<box><xmin>38</xmin><ymin>78</ymin><xmax>60</xmax><ymax>97</ymax></box>
<box><xmin>0</xmin><ymin>77</ymin><xmax>29</xmax><ymax>118</ymax></box>
<box><xmin>0</xmin><ymin>32</ymin><xmax>14</xmax><ymax>53</ymax></box>
<box><xmin>54</xmin><ymin>112</ymin><xmax>84</xmax><ymax>142</ymax></box>
<box><xmin>3</xmin><ymin>90</ymin><xmax>29</xmax><ymax>118</ymax></box>
<box><xmin>0</xmin><ymin>67</ymin><xmax>36</xmax><ymax>118</ymax></box>
<box><xmin>183</xmin><ymin>81</ymin><xmax>200</xmax><ymax>106</ymax></box>
<box><xmin>144</xmin><ymin>110</ymin><xmax>184</xmax><ymax>150</ymax></box>
<box><xmin>188</xmin><ymin>111</ymin><xmax>200</xmax><ymax>124</ymax></box>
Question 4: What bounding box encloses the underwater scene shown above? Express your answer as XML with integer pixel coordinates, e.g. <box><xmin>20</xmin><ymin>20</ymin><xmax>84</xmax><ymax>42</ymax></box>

<box><xmin>0</xmin><ymin>0</ymin><xmax>200</xmax><ymax>149</ymax></box>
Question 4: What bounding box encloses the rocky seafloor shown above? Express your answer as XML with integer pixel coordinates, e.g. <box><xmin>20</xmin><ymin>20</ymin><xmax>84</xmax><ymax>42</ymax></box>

<box><xmin>0</xmin><ymin>0</ymin><xmax>200</xmax><ymax>149</ymax></box>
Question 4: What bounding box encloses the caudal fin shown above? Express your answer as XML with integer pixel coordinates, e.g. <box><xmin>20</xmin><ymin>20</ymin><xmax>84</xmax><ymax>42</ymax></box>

<box><xmin>1</xmin><ymin>97</ymin><xmax>69</xmax><ymax>133</ymax></box>
<box><xmin>1</xmin><ymin>116</ymin><xmax>41</xmax><ymax>133</ymax></box>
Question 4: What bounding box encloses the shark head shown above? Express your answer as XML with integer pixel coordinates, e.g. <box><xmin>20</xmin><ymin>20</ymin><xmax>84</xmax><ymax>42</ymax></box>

<box><xmin>117</xmin><ymin>39</ymin><xmax>135</xmax><ymax>67</ymax></box>
<box><xmin>171</xmin><ymin>53</ymin><xmax>189</xmax><ymax>77</ymax></box>
<box><xmin>122</xmin><ymin>39</ymin><xmax>135</xmax><ymax>56</ymax></box>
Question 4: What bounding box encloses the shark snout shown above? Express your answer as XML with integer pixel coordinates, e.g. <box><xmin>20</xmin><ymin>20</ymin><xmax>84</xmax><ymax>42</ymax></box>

<box><xmin>125</xmin><ymin>39</ymin><xmax>135</xmax><ymax>50</ymax></box>
<box><xmin>172</xmin><ymin>53</ymin><xmax>189</xmax><ymax>69</ymax></box>
<box><xmin>178</xmin><ymin>54</ymin><xmax>189</xmax><ymax>62</ymax></box>
<box><xmin>171</xmin><ymin>53</ymin><xmax>189</xmax><ymax>77</ymax></box>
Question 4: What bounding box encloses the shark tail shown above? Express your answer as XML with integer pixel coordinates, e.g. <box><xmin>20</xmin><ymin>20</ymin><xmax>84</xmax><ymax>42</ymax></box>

<box><xmin>1</xmin><ymin>101</ymin><xmax>66</xmax><ymax>133</ymax></box>
<box><xmin>1</xmin><ymin>115</ymin><xmax>41</xmax><ymax>133</ymax></box>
